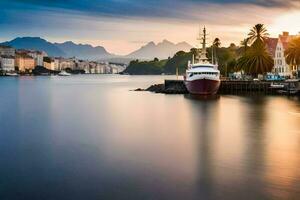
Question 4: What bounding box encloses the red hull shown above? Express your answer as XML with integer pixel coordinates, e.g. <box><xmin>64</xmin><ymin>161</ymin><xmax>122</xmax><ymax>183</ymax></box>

<box><xmin>184</xmin><ymin>79</ymin><xmax>220</xmax><ymax>95</ymax></box>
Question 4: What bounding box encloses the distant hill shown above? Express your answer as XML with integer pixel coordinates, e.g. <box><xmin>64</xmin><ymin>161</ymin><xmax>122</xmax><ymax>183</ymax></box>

<box><xmin>1</xmin><ymin>37</ymin><xmax>66</xmax><ymax>57</ymax></box>
<box><xmin>0</xmin><ymin>37</ymin><xmax>113</xmax><ymax>60</ymax></box>
<box><xmin>1</xmin><ymin>37</ymin><xmax>193</xmax><ymax>62</ymax></box>
<box><xmin>54</xmin><ymin>41</ymin><xmax>113</xmax><ymax>60</ymax></box>
<box><xmin>124</xmin><ymin>46</ymin><xmax>239</xmax><ymax>75</ymax></box>
<box><xmin>126</xmin><ymin>40</ymin><xmax>193</xmax><ymax>60</ymax></box>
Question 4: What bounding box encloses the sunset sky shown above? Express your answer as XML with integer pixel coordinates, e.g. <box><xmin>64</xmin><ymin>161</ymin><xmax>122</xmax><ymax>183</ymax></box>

<box><xmin>0</xmin><ymin>0</ymin><xmax>300</xmax><ymax>55</ymax></box>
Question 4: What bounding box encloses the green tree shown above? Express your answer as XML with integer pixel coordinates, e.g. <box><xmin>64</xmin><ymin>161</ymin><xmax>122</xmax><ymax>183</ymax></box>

<box><xmin>213</xmin><ymin>38</ymin><xmax>221</xmax><ymax>48</ymax></box>
<box><xmin>229</xmin><ymin>43</ymin><xmax>237</xmax><ymax>49</ymax></box>
<box><xmin>164</xmin><ymin>51</ymin><xmax>192</xmax><ymax>74</ymax></box>
<box><xmin>285</xmin><ymin>36</ymin><xmax>300</xmax><ymax>77</ymax></box>
<box><xmin>212</xmin><ymin>38</ymin><xmax>221</xmax><ymax>64</ymax></box>
<box><xmin>190</xmin><ymin>48</ymin><xmax>198</xmax><ymax>56</ymax></box>
<box><xmin>124</xmin><ymin>59</ymin><xmax>166</xmax><ymax>75</ymax></box>
<box><xmin>239</xmin><ymin>38</ymin><xmax>250</xmax><ymax>55</ymax></box>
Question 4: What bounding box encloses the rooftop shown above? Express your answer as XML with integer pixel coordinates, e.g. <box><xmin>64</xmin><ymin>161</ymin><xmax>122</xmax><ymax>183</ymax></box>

<box><xmin>265</xmin><ymin>37</ymin><xmax>278</xmax><ymax>57</ymax></box>
<box><xmin>16</xmin><ymin>53</ymin><xmax>34</xmax><ymax>59</ymax></box>
<box><xmin>0</xmin><ymin>45</ymin><xmax>13</xmax><ymax>49</ymax></box>
<box><xmin>0</xmin><ymin>55</ymin><xmax>15</xmax><ymax>59</ymax></box>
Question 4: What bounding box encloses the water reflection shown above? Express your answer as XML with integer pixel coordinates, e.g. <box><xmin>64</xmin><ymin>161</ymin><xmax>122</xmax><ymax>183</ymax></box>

<box><xmin>242</xmin><ymin>96</ymin><xmax>269</xmax><ymax>199</ymax></box>
<box><xmin>0</xmin><ymin>76</ymin><xmax>299</xmax><ymax>200</ymax></box>
<box><xmin>185</xmin><ymin>95</ymin><xmax>300</xmax><ymax>199</ymax></box>
<box><xmin>184</xmin><ymin>94</ymin><xmax>220</xmax><ymax>101</ymax></box>
<box><xmin>187</xmin><ymin>99</ymin><xmax>219</xmax><ymax>200</ymax></box>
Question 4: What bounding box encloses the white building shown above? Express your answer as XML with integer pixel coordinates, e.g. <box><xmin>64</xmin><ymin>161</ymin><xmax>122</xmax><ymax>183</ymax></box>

<box><xmin>77</xmin><ymin>60</ymin><xmax>90</xmax><ymax>73</ymax></box>
<box><xmin>54</xmin><ymin>58</ymin><xmax>60</xmax><ymax>71</ymax></box>
<box><xmin>0</xmin><ymin>56</ymin><xmax>15</xmax><ymax>72</ymax></box>
<box><xmin>0</xmin><ymin>45</ymin><xmax>15</xmax><ymax>56</ymax></box>
<box><xmin>59</xmin><ymin>58</ymin><xmax>76</xmax><ymax>70</ymax></box>
<box><xmin>28</xmin><ymin>51</ymin><xmax>47</xmax><ymax>66</ymax></box>
<box><xmin>94</xmin><ymin>62</ymin><xmax>109</xmax><ymax>74</ymax></box>
<box><xmin>274</xmin><ymin>32</ymin><xmax>299</xmax><ymax>77</ymax></box>
<box><xmin>109</xmin><ymin>63</ymin><xmax>126</xmax><ymax>74</ymax></box>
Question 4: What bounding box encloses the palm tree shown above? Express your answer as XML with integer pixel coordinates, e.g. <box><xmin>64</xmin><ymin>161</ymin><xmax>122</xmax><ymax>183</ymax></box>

<box><xmin>236</xmin><ymin>40</ymin><xmax>274</xmax><ymax>76</ymax></box>
<box><xmin>236</xmin><ymin>24</ymin><xmax>273</xmax><ymax>77</ymax></box>
<box><xmin>285</xmin><ymin>36</ymin><xmax>300</xmax><ymax>77</ymax></box>
<box><xmin>240</xmin><ymin>38</ymin><xmax>250</xmax><ymax>54</ymax></box>
<box><xmin>213</xmin><ymin>38</ymin><xmax>221</xmax><ymax>48</ymax></box>
<box><xmin>212</xmin><ymin>38</ymin><xmax>221</xmax><ymax>64</ymax></box>
<box><xmin>248</xmin><ymin>24</ymin><xmax>269</xmax><ymax>44</ymax></box>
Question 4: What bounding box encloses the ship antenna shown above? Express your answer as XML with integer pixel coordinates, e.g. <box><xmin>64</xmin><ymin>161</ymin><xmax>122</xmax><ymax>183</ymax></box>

<box><xmin>198</xmin><ymin>26</ymin><xmax>208</xmax><ymax>63</ymax></box>
<box><xmin>212</xmin><ymin>44</ymin><xmax>214</xmax><ymax>64</ymax></box>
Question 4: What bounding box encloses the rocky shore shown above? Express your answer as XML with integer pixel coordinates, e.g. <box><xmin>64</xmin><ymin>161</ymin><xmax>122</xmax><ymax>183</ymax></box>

<box><xmin>135</xmin><ymin>80</ymin><xmax>188</xmax><ymax>94</ymax></box>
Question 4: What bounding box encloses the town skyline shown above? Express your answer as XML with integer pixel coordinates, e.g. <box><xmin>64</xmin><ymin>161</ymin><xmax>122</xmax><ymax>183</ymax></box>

<box><xmin>1</xmin><ymin>0</ymin><xmax>300</xmax><ymax>55</ymax></box>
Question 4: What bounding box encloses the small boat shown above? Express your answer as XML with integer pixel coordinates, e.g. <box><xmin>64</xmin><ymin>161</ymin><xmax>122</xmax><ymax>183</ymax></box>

<box><xmin>58</xmin><ymin>71</ymin><xmax>71</xmax><ymax>76</ymax></box>
<box><xmin>6</xmin><ymin>72</ymin><xmax>19</xmax><ymax>77</ymax></box>
<box><xmin>277</xmin><ymin>89</ymin><xmax>298</xmax><ymax>95</ymax></box>
<box><xmin>270</xmin><ymin>83</ymin><xmax>285</xmax><ymax>89</ymax></box>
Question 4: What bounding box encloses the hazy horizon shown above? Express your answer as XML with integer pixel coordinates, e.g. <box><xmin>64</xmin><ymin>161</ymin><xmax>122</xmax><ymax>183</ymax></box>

<box><xmin>1</xmin><ymin>0</ymin><xmax>300</xmax><ymax>55</ymax></box>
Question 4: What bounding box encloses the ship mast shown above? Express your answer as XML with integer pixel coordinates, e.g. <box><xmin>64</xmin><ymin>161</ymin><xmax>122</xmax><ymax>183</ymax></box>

<box><xmin>196</xmin><ymin>26</ymin><xmax>209</xmax><ymax>63</ymax></box>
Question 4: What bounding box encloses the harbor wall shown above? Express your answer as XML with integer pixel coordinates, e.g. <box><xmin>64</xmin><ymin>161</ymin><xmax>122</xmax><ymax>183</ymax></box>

<box><xmin>161</xmin><ymin>80</ymin><xmax>300</xmax><ymax>95</ymax></box>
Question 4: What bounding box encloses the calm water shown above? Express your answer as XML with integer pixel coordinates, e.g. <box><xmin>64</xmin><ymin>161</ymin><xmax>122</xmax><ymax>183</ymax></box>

<box><xmin>0</xmin><ymin>75</ymin><xmax>300</xmax><ymax>200</ymax></box>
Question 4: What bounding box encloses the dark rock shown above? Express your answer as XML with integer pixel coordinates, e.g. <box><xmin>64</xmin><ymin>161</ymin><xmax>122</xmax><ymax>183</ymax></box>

<box><xmin>164</xmin><ymin>80</ymin><xmax>188</xmax><ymax>94</ymax></box>
<box><xmin>32</xmin><ymin>66</ymin><xmax>59</xmax><ymax>75</ymax></box>
<box><xmin>146</xmin><ymin>84</ymin><xmax>165</xmax><ymax>93</ymax></box>
<box><xmin>134</xmin><ymin>88</ymin><xmax>145</xmax><ymax>91</ymax></box>
<box><xmin>136</xmin><ymin>80</ymin><xmax>189</xmax><ymax>94</ymax></box>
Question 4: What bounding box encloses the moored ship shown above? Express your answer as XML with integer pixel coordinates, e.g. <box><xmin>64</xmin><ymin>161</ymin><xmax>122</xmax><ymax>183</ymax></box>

<box><xmin>184</xmin><ymin>27</ymin><xmax>220</xmax><ymax>95</ymax></box>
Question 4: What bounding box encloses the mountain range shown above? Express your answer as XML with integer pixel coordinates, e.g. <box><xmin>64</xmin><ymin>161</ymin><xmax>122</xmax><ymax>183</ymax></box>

<box><xmin>126</xmin><ymin>40</ymin><xmax>192</xmax><ymax>60</ymax></box>
<box><xmin>0</xmin><ymin>37</ymin><xmax>193</xmax><ymax>61</ymax></box>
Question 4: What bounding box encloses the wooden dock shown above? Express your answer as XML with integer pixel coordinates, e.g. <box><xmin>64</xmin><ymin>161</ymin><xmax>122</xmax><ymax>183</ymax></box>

<box><xmin>220</xmin><ymin>81</ymin><xmax>274</xmax><ymax>94</ymax></box>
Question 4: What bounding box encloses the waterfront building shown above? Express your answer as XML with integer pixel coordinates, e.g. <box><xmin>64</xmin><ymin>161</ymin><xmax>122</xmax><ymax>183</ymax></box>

<box><xmin>265</xmin><ymin>38</ymin><xmax>278</xmax><ymax>58</ymax></box>
<box><xmin>105</xmin><ymin>65</ymin><xmax>112</xmax><ymax>74</ymax></box>
<box><xmin>90</xmin><ymin>67</ymin><xmax>96</xmax><ymax>74</ymax></box>
<box><xmin>28</xmin><ymin>51</ymin><xmax>47</xmax><ymax>66</ymax></box>
<box><xmin>95</xmin><ymin>62</ymin><xmax>108</xmax><ymax>74</ymax></box>
<box><xmin>273</xmin><ymin>32</ymin><xmax>299</xmax><ymax>77</ymax></box>
<box><xmin>15</xmin><ymin>53</ymin><xmax>35</xmax><ymax>72</ymax></box>
<box><xmin>95</xmin><ymin>63</ymin><xmax>102</xmax><ymax>74</ymax></box>
<box><xmin>53</xmin><ymin>58</ymin><xmax>60</xmax><ymax>71</ymax></box>
<box><xmin>0</xmin><ymin>45</ymin><xmax>15</xmax><ymax>57</ymax></box>
<box><xmin>109</xmin><ymin>63</ymin><xmax>126</xmax><ymax>74</ymax></box>
<box><xmin>43</xmin><ymin>57</ymin><xmax>56</xmax><ymax>70</ymax></box>
<box><xmin>111</xmin><ymin>66</ymin><xmax>119</xmax><ymax>74</ymax></box>
<box><xmin>0</xmin><ymin>55</ymin><xmax>15</xmax><ymax>72</ymax></box>
<box><xmin>89</xmin><ymin>62</ymin><xmax>97</xmax><ymax>74</ymax></box>
<box><xmin>59</xmin><ymin>58</ymin><xmax>76</xmax><ymax>70</ymax></box>
<box><xmin>77</xmin><ymin>60</ymin><xmax>90</xmax><ymax>73</ymax></box>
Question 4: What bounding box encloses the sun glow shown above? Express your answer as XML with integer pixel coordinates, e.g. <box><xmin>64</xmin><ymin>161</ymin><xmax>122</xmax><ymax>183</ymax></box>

<box><xmin>270</xmin><ymin>11</ymin><xmax>300</xmax><ymax>36</ymax></box>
